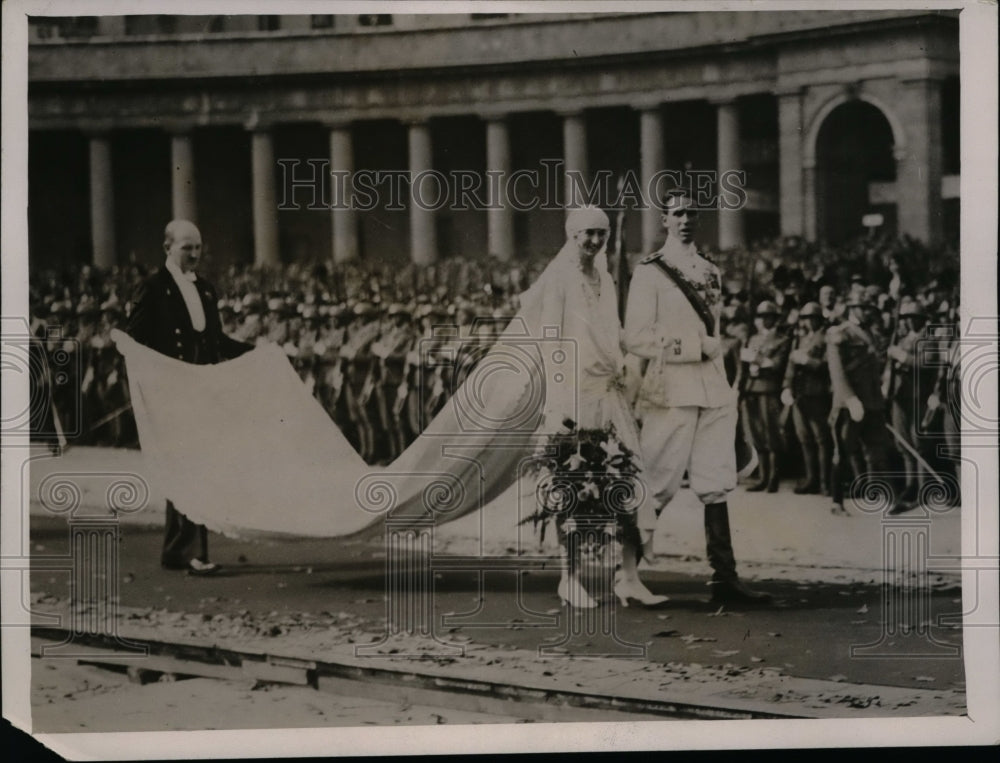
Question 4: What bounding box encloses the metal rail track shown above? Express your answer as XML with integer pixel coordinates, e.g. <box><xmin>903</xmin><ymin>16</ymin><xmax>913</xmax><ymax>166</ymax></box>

<box><xmin>31</xmin><ymin>625</ymin><xmax>806</xmax><ymax>722</ymax></box>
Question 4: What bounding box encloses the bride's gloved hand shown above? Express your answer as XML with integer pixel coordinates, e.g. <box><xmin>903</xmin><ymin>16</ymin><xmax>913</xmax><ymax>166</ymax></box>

<box><xmin>622</xmin><ymin>354</ymin><xmax>644</xmax><ymax>406</ymax></box>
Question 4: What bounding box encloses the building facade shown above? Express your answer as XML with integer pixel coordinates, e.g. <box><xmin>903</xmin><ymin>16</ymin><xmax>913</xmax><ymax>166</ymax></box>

<box><xmin>28</xmin><ymin>11</ymin><xmax>959</xmax><ymax>273</ymax></box>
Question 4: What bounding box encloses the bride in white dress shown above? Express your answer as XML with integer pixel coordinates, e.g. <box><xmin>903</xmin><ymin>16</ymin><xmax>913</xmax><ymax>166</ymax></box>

<box><xmin>528</xmin><ymin>206</ymin><xmax>667</xmax><ymax>608</ymax></box>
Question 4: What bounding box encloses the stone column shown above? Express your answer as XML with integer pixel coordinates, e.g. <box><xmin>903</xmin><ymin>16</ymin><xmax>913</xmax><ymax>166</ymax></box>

<box><xmin>328</xmin><ymin>122</ymin><xmax>358</xmax><ymax>263</ymax></box>
<box><xmin>88</xmin><ymin>133</ymin><xmax>116</xmax><ymax>269</ymax></box>
<box><xmin>803</xmin><ymin>159</ymin><xmax>818</xmax><ymax>242</ymax></box>
<box><xmin>639</xmin><ymin>106</ymin><xmax>665</xmax><ymax>252</ymax></box>
<box><xmin>715</xmin><ymin>99</ymin><xmax>745</xmax><ymax>250</ymax></box>
<box><xmin>777</xmin><ymin>90</ymin><xmax>805</xmax><ymax>237</ymax></box>
<box><xmin>485</xmin><ymin>116</ymin><xmax>514</xmax><ymax>261</ymax></box>
<box><xmin>895</xmin><ymin>78</ymin><xmax>944</xmax><ymax>245</ymax></box>
<box><xmin>407</xmin><ymin>120</ymin><xmax>437</xmax><ymax>265</ymax></box>
<box><xmin>250</xmin><ymin>129</ymin><xmax>280</xmax><ymax>267</ymax></box>
<box><xmin>561</xmin><ymin>110</ymin><xmax>588</xmax><ymax>208</ymax></box>
<box><xmin>170</xmin><ymin>130</ymin><xmax>197</xmax><ymax>222</ymax></box>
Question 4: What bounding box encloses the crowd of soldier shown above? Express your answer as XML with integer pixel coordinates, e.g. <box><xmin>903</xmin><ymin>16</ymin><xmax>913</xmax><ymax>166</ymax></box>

<box><xmin>721</xmin><ymin>258</ymin><xmax>960</xmax><ymax>514</ymax></box>
<box><xmin>28</xmin><ymin>236</ymin><xmax>961</xmax><ymax>515</ymax></box>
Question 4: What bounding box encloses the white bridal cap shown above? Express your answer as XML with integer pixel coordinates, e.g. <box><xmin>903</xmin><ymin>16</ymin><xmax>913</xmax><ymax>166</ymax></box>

<box><xmin>565</xmin><ymin>205</ymin><xmax>610</xmax><ymax>239</ymax></box>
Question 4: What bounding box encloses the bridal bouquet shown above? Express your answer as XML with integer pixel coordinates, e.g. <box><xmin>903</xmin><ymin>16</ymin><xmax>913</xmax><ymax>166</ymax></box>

<box><xmin>521</xmin><ymin>418</ymin><xmax>641</xmax><ymax>560</ymax></box>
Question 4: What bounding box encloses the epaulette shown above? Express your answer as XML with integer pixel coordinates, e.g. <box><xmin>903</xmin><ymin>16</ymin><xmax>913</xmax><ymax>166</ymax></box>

<box><xmin>638</xmin><ymin>252</ymin><xmax>663</xmax><ymax>265</ymax></box>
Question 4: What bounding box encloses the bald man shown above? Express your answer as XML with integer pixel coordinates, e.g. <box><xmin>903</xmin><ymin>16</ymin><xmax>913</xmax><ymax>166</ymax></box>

<box><xmin>127</xmin><ymin>220</ymin><xmax>252</xmax><ymax>575</ymax></box>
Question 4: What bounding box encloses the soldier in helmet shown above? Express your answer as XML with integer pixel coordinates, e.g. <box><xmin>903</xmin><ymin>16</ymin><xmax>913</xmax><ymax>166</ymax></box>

<box><xmin>884</xmin><ymin>300</ymin><xmax>936</xmax><ymax>506</ymax></box>
<box><xmin>781</xmin><ymin>301</ymin><xmax>833</xmax><ymax>494</ymax></box>
<box><xmin>827</xmin><ymin>291</ymin><xmax>907</xmax><ymax>515</ymax></box>
<box><xmin>322</xmin><ymin>305</ymin><xmax>354</xmax><ymax>434</ymax></box>
<box><xmin>340</xmin><ymin>301</ymin><xmax>381</xmax><ymax>462</ymax></box>
<box><xmin>372</xmin><ymin>303</ymin><xmax>416</xmax><ymax>461</ymax></box>
<box><xmin>421</xmin><ymin>304</ymin><xmax>453</xmax><ymax>424</ymax></box>
<box><xmin>740</xmin><ymin>300</ymin><xmax>790</xmax><ymax>492</ymax></box>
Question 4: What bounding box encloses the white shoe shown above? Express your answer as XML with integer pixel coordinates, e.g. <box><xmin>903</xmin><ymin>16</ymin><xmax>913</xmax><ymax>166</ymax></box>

<box><xmin>187</xmin><ymin>558</ymin><xmax>221</xmax><ymax>576</ymax></box>
<box><xmin>614</xmin><ymin>573</ymin><xmax>669</xmax><ymax>607</ymax></box>
<box><xmin>558</xmin><ymin>575</ymin><xmax>597</xmax><ymax>609</ymax></box>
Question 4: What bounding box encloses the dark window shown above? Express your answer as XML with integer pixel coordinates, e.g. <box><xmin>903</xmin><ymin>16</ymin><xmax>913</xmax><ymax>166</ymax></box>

<box><xmin>31</xmin><ymin>20</ymin><xmax>57</xmax><ymax>39</ymax></box>
<box><xmin>310</xmin><ymin>15</ymin><xmax>335</xmax><ymax>29</ymax></box>
<box><xmin>257</xmin><ymin>16</ymin><xmax>281</xmax><ymax>32</ymax></box>
<box><xmin>358</xmin><ymin>14</ymin><xmax>392</xmax><ymax>27</ymax></box>
<box><xmin>941</xmin><ymin>76</ymin><xmax>960</xmax><ymax>176</ymax></box>
<box><xmin>124</xmin><ymin>15</ymin><xmax>177</xmax><ymax>35</ymax></box>
<box><xmin>59</xmin><ymin>16</ymin><xmax>99</xmax><ymax>38</ymax></box>
<box><xmin>471</xmin><ymin>13</ymin><xmax>509</xmax><ymax>21</ymax></box>
<box><xmin>206</xmin><ymin>16</ymin><xmax>226</xmax><ymax>33</ymax></box>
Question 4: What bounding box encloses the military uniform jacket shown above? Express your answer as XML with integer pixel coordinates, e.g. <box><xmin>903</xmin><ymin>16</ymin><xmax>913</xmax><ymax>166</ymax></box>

<box><xmin>373</xmin><ymin>325</ymin><xmax>416</xmax><ymax>387</ymax></box>
<box><xmin>886</xmin><ymin>329</ymin><xmax>936</xmax><ymax>408</ymax></box>
<box><xmin>624</xmin><ymin>238</ymin><xmax>734</xmax><ymax>409</ymax></box>
<box><xmin>127</xmin><ymin>267</ymin><xmax>250</xmax><ymax>365</ymax></box>
<box><xmin>742</xmin><ymin>329</ymin><xmax>790</xmax><ymax>395</ymax></box>
<box><xmin>782</xmin><ymin>328</ymin><xmax>831</xmax><ymax>398</ymax></box>
<box><xmin>340</xmin><ymin>321</ymin><xmax>380</xmax><ymax>388</ymax></box>
<box><xmin>827</xmin><ymin>321</ymin><xmax>885</xmax><ymax>413</ymax></box>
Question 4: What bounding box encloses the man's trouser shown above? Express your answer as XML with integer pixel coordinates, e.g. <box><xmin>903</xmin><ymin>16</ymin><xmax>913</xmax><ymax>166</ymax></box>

<box><xmin>792</xmin><ymin>394</ymin><xmax>833</xmax><ymax>490</ymax></box>
<box><xmin>161</xmin><ymin>500</ymin><xmax>208</xmax><ymax>568</ymax></box>
<box><xmin>636</xmin><ymin>401</ymin><xmax>740</xmax><ymax>581</ymax></box>
<box><xmin>741</xmin><ymin>392</ymin><xmax>783</xmax><ymax>454</ymax></box>
<box><xmin>891</xmin><ymin>398</ymin><xmax>922</xmax><ymax>497</ymax></box>
<box><xmin>830</xmin><ymin>407</ymin><xmax>893</xmax><ymax>506</ymax></box>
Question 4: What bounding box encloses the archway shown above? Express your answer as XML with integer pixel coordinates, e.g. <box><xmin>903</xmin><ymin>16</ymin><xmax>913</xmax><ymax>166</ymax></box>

<box><xmin>814</xmin><ymin>99</ymin><xmax>897</xmax><ymax>244</ymax></box>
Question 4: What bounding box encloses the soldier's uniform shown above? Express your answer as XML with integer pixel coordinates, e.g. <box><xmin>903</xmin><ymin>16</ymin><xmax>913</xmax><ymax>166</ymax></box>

<box><xmin>624</xmin><ymin>233</ymin><xmax>768</xmax><ymax>605</ymax></box>
<box><xmin>295</xmin><ymin>304</ymin><xmax>323</xmax><ymax>395</ymax></box>
<box><xmin>340</xmin><ymin>303</ymin><xmax>381</xmax><ymax>462</ymax></box>
<box><xmin>48</xmin><ymin>302</ymin><xmax>81</xmax><ymax>444</ymax></box>
<box><xmin>407</xmin><ymin>306</ymin><xmax>450</xmax><ymax>435</ymax></box>
<box><xmin>319</xmin><ymin>307</ymin><xmax>352</xmax><ymax>432</ymax></box>
<box><xmin>928</xmin><ymin>316</ymin><xmax>960</xmax><ymax>495</ymax></box>
<box><xmin>740</xmin><ymin>301</ymin><xmax>790</xmax><ymax>492</ymax></box>
<box><xmin>782</xmin><ymin>301</ymin><xmax>833</xmax><ymax>494</ymax></box>
<box><xmin>885</xmin><ymin>302</ymin><xmax>936</xmax><ymax>503</ymax></box>
<box><xmin>371</xmin><ymin>304</ymin><xmax>416</xmax><ymax>461</ymax></box>
<box><xmin>28</xmin><ymin>309</ymin><xmax>65</xmax><ymax>453</ymax></box>
<box><xmin>74</xmin><ymin>300</ymin><xmax>101</xmax><ymax>446</ymax></box>
<box><xmin>827</xmin><ymin>293</ymin><xmax>899</xmax><ymax>514</ymax></box>
<box><xmin>264</xmin><ymin>296</ymin><xmax>290</xmax><ymax>346</ymax></box>
<box><xmin>86</xmin><ymin>313</ymin><xmax>123</xmax><ymax>446</ymax></box>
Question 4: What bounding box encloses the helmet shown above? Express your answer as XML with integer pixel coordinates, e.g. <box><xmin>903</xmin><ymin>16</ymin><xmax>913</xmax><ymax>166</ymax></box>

<box><xmin>899</xmin><ymin>302</ymin><xmax>925</xmax><ymax>318</ymax></box>
<box><xmin>755</xmin><ymin>300</ymin><xmax>781</xmax><ymax>317</ymax></box>
<box><xmin>798</xmin><ymin>301</ymin><xmax>822</xmax><ymax>318</ymax></box>
<box><xmin>846</xmin><ymin>292</ymin><xmax>877</xmax><ymax>309</ymax></box>
<box><xmin>387</xmin><ymin>303</ymin><xmax>411</xmax><ymax>318</ymax></box>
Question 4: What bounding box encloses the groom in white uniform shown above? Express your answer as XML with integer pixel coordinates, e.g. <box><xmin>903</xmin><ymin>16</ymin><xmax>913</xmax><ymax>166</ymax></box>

<box><xmin>624</xmin><ymin>191</ymin><xmax>770</xmax><ymax>606</ymax></box>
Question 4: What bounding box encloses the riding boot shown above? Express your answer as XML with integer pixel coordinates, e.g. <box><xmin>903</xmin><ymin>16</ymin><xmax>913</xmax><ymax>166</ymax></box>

<box><xmin>794</xmin><ymin>442</ymin><xmax>820</xmax><ymax>494</ymax></box>
<box><xmin>704</xmin><ymin>502</ymin><xmax>771</xmax><ymax>605</ymax></box>
<box><xmin>766</xmin><ymin>451</ymin><xmax>781</xmax><ymax>493</ymax></box>
<box><xmin>746</xmin><ymin>451</ymin><xmax>769</xmax><ymax>492</ymax></box>
<box><xmin>818</xmin><ymin>442</ymin><xmax>832</xmax><ymax>496</ymax></box>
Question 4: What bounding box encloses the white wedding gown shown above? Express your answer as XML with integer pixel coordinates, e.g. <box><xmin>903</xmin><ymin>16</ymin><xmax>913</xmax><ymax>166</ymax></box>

<box><xmin>113</xmin><ymin>244</ymin><xmax>639</xmax><ymax>539</ymax></box>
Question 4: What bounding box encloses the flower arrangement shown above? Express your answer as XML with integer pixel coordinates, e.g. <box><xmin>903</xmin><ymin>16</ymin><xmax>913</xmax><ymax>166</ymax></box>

<box><xmin>521</xmin><ymin>418</ymin><xmax>642</xmax><ymax>562</ymax></box>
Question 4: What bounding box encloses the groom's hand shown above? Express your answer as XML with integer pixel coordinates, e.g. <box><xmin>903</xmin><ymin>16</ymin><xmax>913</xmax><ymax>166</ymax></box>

<box><xmin>700</xmin><ymin>334</ymin><xmax>721</xmax><ymax>360</ymax></box>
